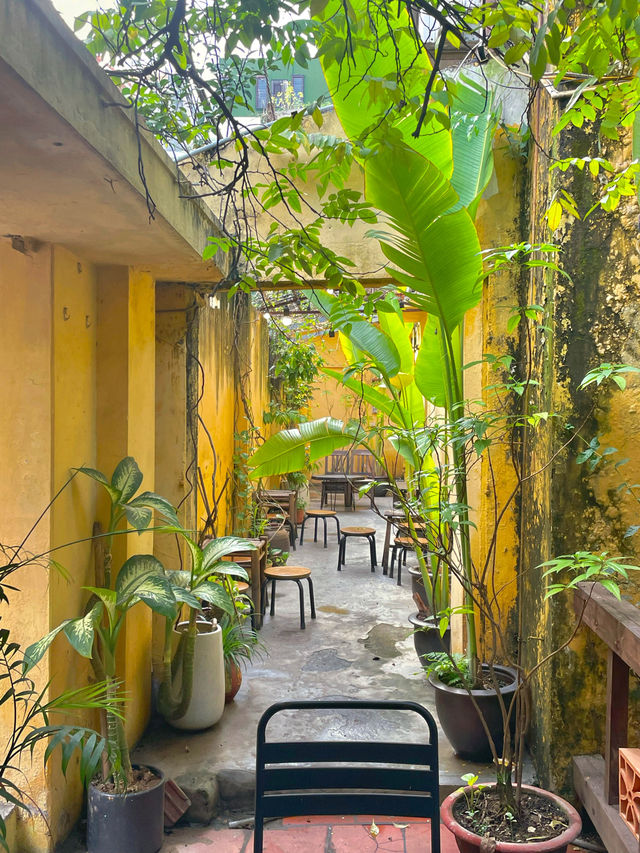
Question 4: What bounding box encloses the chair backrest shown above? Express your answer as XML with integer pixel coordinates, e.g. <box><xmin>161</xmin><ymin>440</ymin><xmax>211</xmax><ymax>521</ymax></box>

<box><xmin>350</xmin><ymin>448</ymin><xmax>375</xmax><ymax>476</ymax></box>
<box><xmin>253</xmin><ymin>699</ymin><xmax>440</xmax><ymax>853</ymax></box>
<box><xmin>325</xmin><ymin>449</ymin><xmax>350</xmax><ymax>474</ymax></box>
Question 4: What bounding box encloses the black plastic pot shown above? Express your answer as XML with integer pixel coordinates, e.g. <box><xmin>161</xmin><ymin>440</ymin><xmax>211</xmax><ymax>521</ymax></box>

<box><xmin>87</xmin><ymin>765</ymin><xmax>165</xmax><ymax>853</ymax></box>
<box><xmin>428</xmin><ymin>665</ymin><xmax>517</xmax><ymax>761</ymax></box>
<box><xmin>408</xmin><ymin>613</ymin><xmax>450</xmax><ymax>662</ymax></box>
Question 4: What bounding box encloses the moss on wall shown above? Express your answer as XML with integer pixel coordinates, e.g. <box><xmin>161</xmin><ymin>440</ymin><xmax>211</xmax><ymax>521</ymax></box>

<box><xmin>521</xmin><ymin>89</ymin><xmax>640</xmax><ymax>795</ymax></box>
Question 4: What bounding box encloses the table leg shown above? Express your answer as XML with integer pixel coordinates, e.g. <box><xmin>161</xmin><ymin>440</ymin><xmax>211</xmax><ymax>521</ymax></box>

<box><xmin>382</xmin><ymin>518</ymin><xmax>392</xmax><ymax>574</ymax></box>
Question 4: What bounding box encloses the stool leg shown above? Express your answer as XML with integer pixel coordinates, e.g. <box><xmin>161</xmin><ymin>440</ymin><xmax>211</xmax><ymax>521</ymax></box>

<box><xmin>337</xmin><ymin>536</ymin><xmax>344</xmax><ymax>571</ymax></box>
<box><xmin>397</xmin><ymin>558</ymin><xmax>402</xmax><ymax>586</ymax></box>
<box><xmin>270</xmin><ymin>579</ymin><xmax>276</xmax><ymax>617</ymax></box>
<box><xmin>314</xmin><ymin>517</ymin><xmax>319</xmax><ymax>543</ymax></box>
<box><xmin>369</xmin><ymin>535</ymin><xmax>375</xmax><ymax>572</ymax></box>
<box><xmin>261</xmin><ymin>581</ymin><xmax>268</xmax><ymax>615</ymax></box>
<box><xmin>300</xmin><ymin>515</ymin><xmax>308</xmax><ymax>546</ymax></box>
<box><xmin>371</xmin><ymin>536</ymin><xmax>378</xmax><ymax>567</ymax></box>
<box><xmin>293</xmin><ymin>579</ymin><xmax>306</xmax><ymax>629</ymax></box>
<box><xmin>323</xmin><ymin>517</ymin><xmax>328</xmax><ymax>549</ymax></box>
<box><xmin>389</xmin><ymin>548</ymin><xmax>395</xmax><ymax>580</ymax></box>
<box><xmin>333</xmin><ymin>516</ymin><xmax>341</xmax><ymax>539</ymax></box>
<box><xmin>307</xmin><ymin>577</ymin><xmax>316</xmax><ymax>619</ymax></box>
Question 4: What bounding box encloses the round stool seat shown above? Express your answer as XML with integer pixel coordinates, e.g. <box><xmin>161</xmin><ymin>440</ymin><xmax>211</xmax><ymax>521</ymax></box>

<box><xmin>264</xmin><ymin>565</ymin><xmax>311</xmax><ymax>580</ymax></box>
<box><xmin>341</xmin><ymin>526</ymin><xmax>376</xmax><ymax>536</ymax></box>
<box><xmin>235</xmin><ymin>581</ymin><xmax>250</xmax><ymax>593</ymax></box>
<box><xmin>305</xmin><ymin>509</ymin><xmax>337</xmax><ymax>517</ymax></box>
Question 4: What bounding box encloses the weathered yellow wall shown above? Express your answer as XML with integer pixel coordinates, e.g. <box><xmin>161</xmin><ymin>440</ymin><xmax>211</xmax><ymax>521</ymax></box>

<box><xmin>0</xmin><ymin>238</ymin><xmax>54</xmax><ymax>850</ymax></box>
<box><xmin>198</xmin><ymin>295</ymin><xmax>238</xmax><ymax>535</ymax></box>
<box><xmin>522</xmin><ymin>90</ymin><xmax>640</xmax><ymax>794</ymax></box>
<box><xmin>48</xmin><ymin>247</ymin><xmax>99</xmax><ymax>843</ymax></box>
<box><xmin>463</xmin><ymin>134</ymin><xmax>524</xmax><ymax>658</ymax></box>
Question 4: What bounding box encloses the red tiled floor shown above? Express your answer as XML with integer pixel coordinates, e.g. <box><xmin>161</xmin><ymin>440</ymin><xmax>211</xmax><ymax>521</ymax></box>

<box><xmin>331</xmin><ymin>824</ymin><xmax>405</xmax><ymax>852</ymax></box>
<box><xmin>164</xmin><ymin>818</ymin><xmax>589</xmax><ymax>852</ymax></box>
<box><xmin>283</xmin><ymin>814</ymin><xmax>357</xmax><ymax>825</ymax></box>
<box><xmin>259</xmin><ymin>825</ymin><xmax>329</xmax><ymax>852</ymax></box>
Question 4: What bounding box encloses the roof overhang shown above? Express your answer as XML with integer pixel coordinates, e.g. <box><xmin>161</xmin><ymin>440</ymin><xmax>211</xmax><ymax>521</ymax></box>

<box><xmin>0</xmin><ymin>0</ymin><xmax>227</xmax><ymax>283</ymax></box>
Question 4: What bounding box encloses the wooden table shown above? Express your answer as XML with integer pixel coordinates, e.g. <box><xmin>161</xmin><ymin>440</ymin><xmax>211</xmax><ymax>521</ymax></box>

<box><xmin>225</xmin><ymin>538</ymin><xmax>268</xmax><ymax>629</ymax></box>
<box><xmin>311</xmin><ymin>473</ymin><xmax>368</xmax><ymax>510</ymax></box>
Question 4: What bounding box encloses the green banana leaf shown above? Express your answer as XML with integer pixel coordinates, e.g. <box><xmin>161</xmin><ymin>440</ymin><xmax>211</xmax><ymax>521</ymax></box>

<box><xmin>322</xmin><ymin>367</ymin><xmax>408</xmax><ymax>427</ymax></box>
<box><xmin>249</xmin><ymin>417</ymin><xmax>356</xmax><ymax>478</ymax></box>
<box><xmin>316</xmin><ymin>0</ymin><xmax>453</xmax><ymax>176</ymax></box>
<box><xmin>310</xmin><ymin>290</ymin><xmax>401</xmax><ymax>377</ymax></box>
<box><xmin>450</xmin><ymin>75</ymin><xmax>498</xmax><ymax>216</ymax></box>
<box><xmin>365</xmin><ymin>144</ymin><xmax>482</xmax><ymax>338</ymax></box>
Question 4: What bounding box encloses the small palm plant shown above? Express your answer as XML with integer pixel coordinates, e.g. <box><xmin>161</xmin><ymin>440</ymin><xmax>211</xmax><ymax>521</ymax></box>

<box><xmin>23</xmin><ymin>458</ymin><xmax>179</xmax><ymax>792</ymax></box>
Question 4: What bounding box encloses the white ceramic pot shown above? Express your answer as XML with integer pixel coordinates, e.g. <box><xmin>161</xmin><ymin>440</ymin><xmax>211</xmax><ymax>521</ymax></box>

<box><xmin>171</xmin><ymin>619</ymin><xmax>225</xmax><ymax>730</ymax></box>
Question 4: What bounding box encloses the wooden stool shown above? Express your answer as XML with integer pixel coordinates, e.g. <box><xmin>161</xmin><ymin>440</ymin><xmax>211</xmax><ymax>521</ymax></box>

<box><xmin>389</xmin><ymin>536</ymin><xmax>430</xmax><ymax>586</ymax></box>
<box><xmin>300</xmin><ymin>509</ymin><xmax>341</xmax><ymax>548</ymax></box>
<box><xmin>337</xmin><ymin>527</ymin><xmax>377</xmax><ymax>573</ymax></box>
<box><xmin>261</xmin><ymin>565</ymin><xmax>316</xmax><ymax>630</ymax></box>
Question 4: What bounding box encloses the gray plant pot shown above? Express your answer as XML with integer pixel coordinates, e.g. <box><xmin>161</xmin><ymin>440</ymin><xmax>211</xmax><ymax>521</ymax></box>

<box><xmin>408</xmin><ymin>613</ymin><xmax>450</xmax><ymax>663</ymax></box>
<box><xmin>87</xmin><ymin>765</ymin><xmax>165</xmax><ymax>853</ymax></box>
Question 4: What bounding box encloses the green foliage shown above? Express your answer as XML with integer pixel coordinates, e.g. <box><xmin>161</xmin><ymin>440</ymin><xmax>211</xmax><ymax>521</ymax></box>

<box><xmin>23</xmin><ymin>458</ymin><xmax>180</xmax><ymax>792</ymax></box>
<box><xmin>542</xmin><ymin>552</ymin><xmax>640</xmax><ymax>600</ymax></box>
<box><xmin>422</xmin><ymin>652</ymin><xmax>470</xmax><ymax>688</ymax></box>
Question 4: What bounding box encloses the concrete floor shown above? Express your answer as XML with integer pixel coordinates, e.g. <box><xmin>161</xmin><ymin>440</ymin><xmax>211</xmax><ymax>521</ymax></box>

<box><xmin>58</xmin><ymin>493</ymin><xmax>531</xmax><ymax>851</ymax></box>
<box><xmin>135</xmin><ymin>495</ymin><xmax>491</xmax><ymax>786</ymax></box>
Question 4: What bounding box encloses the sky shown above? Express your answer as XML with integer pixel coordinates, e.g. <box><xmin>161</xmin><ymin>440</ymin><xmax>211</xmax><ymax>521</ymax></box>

<box><xmin>52</xmin><ymin>0</ymin><xmax>104</xmax><ymax>26</ymax></box>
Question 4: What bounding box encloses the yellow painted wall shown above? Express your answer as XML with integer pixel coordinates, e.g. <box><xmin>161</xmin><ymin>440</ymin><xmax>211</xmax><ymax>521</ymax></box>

<box><xmin>198</xmin><ymin>295</ymin><xmax>237</xmax><ymax>535</ymax></box>
<box><xmin>462</xmin><ymin>134</ymin><xmax>524</xmax><ymax>657</ymax></box>
<box><xmin>0</xmin><ymin>238</ymin><xmax>54</xmax><ymax>850</ymax></box>
<box><xmin>96</xmin><ymin>265</ymin><xmax>157</xmax><ymax>744</ymax></box>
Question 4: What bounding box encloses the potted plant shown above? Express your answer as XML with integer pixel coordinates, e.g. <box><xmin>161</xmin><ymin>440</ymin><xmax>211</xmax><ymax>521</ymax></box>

<box><xmin>23</xmin><ymin>457</ymin><xmax>180</xmax><ymax>853</ymax></box>
<box><xmin>221</xmin><ymin>614</ymin><xmax>265</xmax><ymax>703</ymax></box>
<box><xmin>157</xmin><ymin>532</ymin><xmax>253</xmax><ymax>730</ymax></box>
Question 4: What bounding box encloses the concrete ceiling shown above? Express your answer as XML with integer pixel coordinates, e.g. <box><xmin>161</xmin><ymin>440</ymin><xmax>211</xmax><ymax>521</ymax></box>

<box><xmin>0</xmin><ymin>0</ymin><xmax>226</xmax><ymax>283</ymax></box>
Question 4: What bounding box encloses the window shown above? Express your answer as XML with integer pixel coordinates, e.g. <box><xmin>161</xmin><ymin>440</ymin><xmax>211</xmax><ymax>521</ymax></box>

<box><xmin>256</xmin><ymin>76</ymin><xmax>268</xmax><ymax>110</ymax></box>
<box><xmin>256</xmin><ymin>76</ymin><xmax>304</xmax><ymax>110</ymax></box>
<box><xmin>292</xmin><ymin>75</ymin><xmax>304</xmax><ymax>100</ymax></box>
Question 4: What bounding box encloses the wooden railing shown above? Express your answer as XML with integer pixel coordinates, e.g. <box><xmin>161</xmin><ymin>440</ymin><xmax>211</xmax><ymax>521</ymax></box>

<box><xmin>573</xmin><ymin>581</ymin><xmax>640</xmax><ymax>853</ymax></box>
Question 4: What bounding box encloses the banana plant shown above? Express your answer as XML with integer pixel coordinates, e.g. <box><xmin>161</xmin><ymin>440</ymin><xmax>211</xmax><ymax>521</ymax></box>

<box><xmin>157</xmin><ymin>533</ymin><xmax>253</xmax><ymax>722</ymax></box>
<box><xmin>249</xmin><ymin>297</ymin><xmax>450</xmax><ymax>615</ymax></box>
<box><xmin>23</xmin><ymin>458</ymin><xmax>180</xmax><ymax>791</ymax></box>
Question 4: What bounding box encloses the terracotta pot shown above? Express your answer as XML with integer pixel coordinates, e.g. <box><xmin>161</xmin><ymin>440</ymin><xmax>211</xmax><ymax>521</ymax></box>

<box><xmin>407</xmin><ymin>565</ymin><xmax>427</xmax><ymax>602</ymax></box>
<box><xmin>296</xmin><ymin>507</ymin><xmax>305</xmax><ymax>525</ymax></box>
<box><xmin>429</xmin><ymin>665</ymin><xmax>517</xmax><ymax>760</ymax></box>
<box><xmin>440</xmin><ymin>784</ymin><xmax>582</xmax><ymax>852</ymax></box>
<box><xmin>225</xmin><ymin>660</ymin><xmax>242</xmax><ymax>703</ymax></box>
<box><xmin>408</xmin><ymin>613</ymin><xmax>450</xmax><ymax>662</ymax></box>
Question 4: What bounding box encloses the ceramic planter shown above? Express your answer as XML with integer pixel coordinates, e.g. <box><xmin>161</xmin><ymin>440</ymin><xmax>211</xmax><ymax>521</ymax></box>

<box><xmin>87</xmin><ymin>765</ymin><xmax>165</xmax><ymax>853</ymax></box>
<box><xmin>440</xmin><ymin>784</ymin><xmax>582</xmax><ymax>852</ymax></box>
<box><xmin>170</xmin><ymin>620</ymin><xmax>225</xmax><ymax>730</ymax></box>
<box><xmin>429</xmin><ymin>664</ymin><xmax>517</xmax><ymax>760</ymax></box>
<box><xmin>408</xmin><ymin>613</ymin><xmax>450</xmax><ymax>662</ymax></box>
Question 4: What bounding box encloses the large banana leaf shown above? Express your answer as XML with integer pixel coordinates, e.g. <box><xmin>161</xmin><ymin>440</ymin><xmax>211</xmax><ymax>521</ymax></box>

<box><xmin>316</xmin><ymin>0</ymin><xmax>453</xmax><ymax>177</ymax></box>
<box><xmin>378</xmin><ymin>312</ymin><xmax>415</xmax><ymax>375</ymax></box>
<box><xmin>249</xmin><ymin>418</ymin><xmax>356</xmax><ymax>478</ymax></box>
<box><xmin>310</xmin><ymin>290</ymin><xmax>401</xmax><ymax>377</ymax></box>
<box><xmin>414</xmin><ymin>315</ymin><xmax>447</xmax><ymax>407</ymax></box>
<box><xmin>450</xmin><ymin>75</ymin><xmax>498</xmax><ymax>216</ymax></box>
<box><xmin>365</xmin><ymin>144</ymin><xmax>482</xmax><ymax>338</ymax></box>
<box><xmin>322</xmin><ymin>367</ymin><xmax>408</xmax><ymax>427</ymax></box>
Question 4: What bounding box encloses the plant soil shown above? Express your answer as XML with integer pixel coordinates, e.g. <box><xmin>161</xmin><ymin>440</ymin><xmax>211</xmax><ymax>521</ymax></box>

<box><xmin>453</xmin><ymin>789</ymin><xmax>570</xmax><ymax>844</ymax></box>
<box><xmin>93</xmin><ymin>766</ymin><xmax>160</xmax><ymax>795</ymax></box>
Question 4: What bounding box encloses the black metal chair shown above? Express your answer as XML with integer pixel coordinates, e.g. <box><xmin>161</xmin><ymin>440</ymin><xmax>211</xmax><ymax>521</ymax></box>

<box><xmin>253</xmin><ymin>699</ymin><xmax>441</xmax><ymax>853</ymax></box>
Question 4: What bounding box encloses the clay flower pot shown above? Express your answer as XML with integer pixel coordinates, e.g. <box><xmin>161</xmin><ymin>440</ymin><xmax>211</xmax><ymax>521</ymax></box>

<box><xmin>440</xmin><ymin>784</ymin><xmax>582</xmax><ymax>853</ymax></box>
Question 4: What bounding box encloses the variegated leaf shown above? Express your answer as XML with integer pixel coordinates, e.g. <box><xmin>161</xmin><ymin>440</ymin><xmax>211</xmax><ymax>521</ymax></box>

<box><xmin>111</xmin><ymin>457</ymin><xmax>143</xmax><ymax>503</ymax></box>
